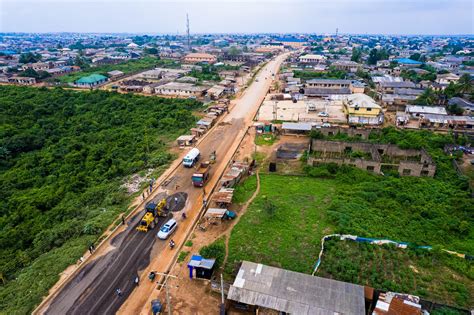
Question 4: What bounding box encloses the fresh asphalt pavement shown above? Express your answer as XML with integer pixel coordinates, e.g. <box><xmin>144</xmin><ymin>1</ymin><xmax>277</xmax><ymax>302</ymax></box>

<box><xmin>43</xmin><ymin>53</ymin><xmax>288</xmax><ymax>315</ymax></box>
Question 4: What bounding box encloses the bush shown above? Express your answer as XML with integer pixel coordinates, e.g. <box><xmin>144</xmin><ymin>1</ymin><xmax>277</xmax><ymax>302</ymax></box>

<box><xmin>199</xmin><ymin>238</ymin><xmax>225</xmax><ymax>268</ymax></box>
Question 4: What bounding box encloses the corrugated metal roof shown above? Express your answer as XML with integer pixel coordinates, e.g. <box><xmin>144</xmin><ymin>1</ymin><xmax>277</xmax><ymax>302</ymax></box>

<box><xmin>281</xmin><ymin>122</ymin><xmax>313</xmax><ymax>131</ymax></box>
<box><xmin>228</xmin><ymin>261</ymin><xmax>365</xmax><ymax>315</ymax></box>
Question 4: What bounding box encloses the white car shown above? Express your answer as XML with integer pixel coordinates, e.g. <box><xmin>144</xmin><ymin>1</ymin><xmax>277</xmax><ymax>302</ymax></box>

<box><xmin>318</xmin><ymin>111</ymin><xmax>329</xmax><ymax>117</ymax></box>
<box><xmin>157</xmin><ymin>218</ymin><xmax>177</xmax><ymax>240</ymax></box>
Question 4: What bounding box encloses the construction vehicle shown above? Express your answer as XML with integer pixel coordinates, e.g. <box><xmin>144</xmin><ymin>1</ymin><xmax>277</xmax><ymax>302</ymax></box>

<box><xmin>209</xmin><ymin>151</ymin><xmax>216</xmax><ymax>164</ymax></box>
<box><xmin>136</xmin><ymin>197</ymin><xmax>167</xmax><ymax>232</ymax></box>
<box><xmin>192</xmin><ymin>161</ymin><xmax>211</xmax><ymax>187</ymax></box>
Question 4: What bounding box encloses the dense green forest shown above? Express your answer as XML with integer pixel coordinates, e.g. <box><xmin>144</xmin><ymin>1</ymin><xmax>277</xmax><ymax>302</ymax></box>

<box><xmin>0</xmin><ymin>86</ymin><xmax>200</xmax><ymax>313</ymax></box>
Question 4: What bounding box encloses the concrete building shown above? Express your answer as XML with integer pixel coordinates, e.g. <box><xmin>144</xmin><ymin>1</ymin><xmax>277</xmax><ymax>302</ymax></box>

<box><xmin>299</xmin><ymin>54</ymin><xmax>327</xmax><ymax>64</ymax></box>
<box><xmin>154</xmin><ymin>82</ymin><xmax>207</xmax><ymax>97</ymax></box>
<box><xmin>183</xmin><ymin>53</ymin><xmax>217</xmax><ymax>64</ymax></box>
<box><xmin>331</xmin><ymin>60</ymin><xmax>362</xmax><ymax>72</ymax></box>
<box><xmin>308</xmin><ymin>140</ymin><xmax>436</xmax><ymax>177</ymax></box>
<box><xmin>75</xmin><ymin>74</ymin><xmax>108</xmax><ymax>88</ymax></box>
<box><xmin>8</xmin><ymin>76</ymin><xmax>36</xmax><ymax>85</ymax></box>
<box><xmin>343</xmin><ymin>94</ymin><xmax>384</xmax><ymax>125</ymax></box>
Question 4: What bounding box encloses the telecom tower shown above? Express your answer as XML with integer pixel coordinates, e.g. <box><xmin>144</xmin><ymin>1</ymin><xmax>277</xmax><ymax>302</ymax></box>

<box><xmin>336</xmin><ymin>28</ymin><xmax>339</xmax><ymax>37</ymax></box>
<box><xmin>186</xmin><ymin>13</ymin><xmax>191</xmax><ymax>51</ymax></box>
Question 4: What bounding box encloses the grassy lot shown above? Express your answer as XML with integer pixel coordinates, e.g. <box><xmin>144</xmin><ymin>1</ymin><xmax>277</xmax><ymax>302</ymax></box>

<box><xmin>254</xmin><ymin>134</ymin><xmax>277</xmax><ymax>146</ymax></box>
<box><xmin>226</xmin><ymin>174</ymin><xmax>336</xmax><ymax>275</ymax></box>
<box><xmin>223</xmin><ymin>170</ymin><xmax>473</xmax><ymax>308</ymax></box>
<box><xmin>232</xmin><ymin>174</ymin><xmax>258</xmax><ymax>204</ymax></box>
<box><xmin>53</xmin><ymin>57</ymin><xmax>179</xmax><ymax>83</ymax></box>
<box><xmin>319</xmin><ymin>241</ymin><xmax>473</xmax><ymax>308</ymax></box>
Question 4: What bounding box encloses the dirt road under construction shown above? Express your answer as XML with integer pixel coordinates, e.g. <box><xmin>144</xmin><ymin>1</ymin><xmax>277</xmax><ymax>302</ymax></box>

<box><xmin>39</xmin><ymin>52</ymin><xmax>289</xmax><ymax>315</ymax></box>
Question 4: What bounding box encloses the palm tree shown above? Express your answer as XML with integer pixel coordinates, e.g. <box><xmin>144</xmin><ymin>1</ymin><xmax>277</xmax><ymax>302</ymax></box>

<box><xmin>457</xmin><ymin>74</ymin><xmax>473</xmax><ymax>95</ymax></box>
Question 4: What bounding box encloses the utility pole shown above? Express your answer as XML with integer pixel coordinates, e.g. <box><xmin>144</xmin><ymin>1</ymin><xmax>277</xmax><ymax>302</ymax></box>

<box><xmin>336</xmin><ymin>27</ymin><xmax>339</xmax><ymax>37</ymax></box>
<box><xmin>186</xmin><ymin>13</ymin><xmax>191</xmax><ymax>51</ymax></box>
<box><xmin>154</xmin><ymin>272</ymin><xmax>178</xmax><ymax>315</ymax></box>
<box><xmin>220</xmin><ymin>273</ymin><xmax>225</xmax><ymax>314</ymax></box>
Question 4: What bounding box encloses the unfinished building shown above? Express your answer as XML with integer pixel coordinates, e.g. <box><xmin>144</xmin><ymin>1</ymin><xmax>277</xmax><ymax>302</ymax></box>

<box><xmin>308</xmin><ymin>140</ymin><xmax>436</xmax><ymax>177</ymax></box>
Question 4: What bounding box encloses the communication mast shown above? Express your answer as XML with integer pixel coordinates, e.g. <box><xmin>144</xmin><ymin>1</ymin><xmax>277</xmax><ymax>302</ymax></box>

<box><xmin>186</xmin><ymin>13</ymin><xmax>191</xmax><ymax>51</ymax></box>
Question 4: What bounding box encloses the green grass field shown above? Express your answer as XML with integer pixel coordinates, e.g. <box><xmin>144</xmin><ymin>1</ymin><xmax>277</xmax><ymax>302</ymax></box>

<box><xmin>319</xmin><ymin>241</ymin><xmax>473</xmax><ymax>308</ymax></box>
<box><xmin>223</xmin><ymin>171</ymin><xmax>473</xmax><ymax>308</ymax></box>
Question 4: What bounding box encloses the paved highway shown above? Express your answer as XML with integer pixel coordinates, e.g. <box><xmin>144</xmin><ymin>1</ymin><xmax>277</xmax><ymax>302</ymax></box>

<box><xmin>41</xmin><ymin>52</ymin><xmax>288</xmax><ymax>315</ymax></box>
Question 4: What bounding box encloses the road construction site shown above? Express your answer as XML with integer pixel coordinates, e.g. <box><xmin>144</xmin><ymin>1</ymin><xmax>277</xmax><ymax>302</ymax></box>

<box><xmin>35</xmin><ymin>52</ymin><xmax>289</xmax><ymax>315</ymax></box>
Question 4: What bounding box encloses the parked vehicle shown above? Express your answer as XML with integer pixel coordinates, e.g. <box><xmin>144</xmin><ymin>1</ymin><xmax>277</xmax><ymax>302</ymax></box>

<box><xmin>192</xmin><ymin>161</ymin><xmax>211</xmax><ymax>187</ymax></box>
<box><xmin>157</xmin><ymin>218</ymin><xmax>178</xmax><ymax>239</ymax></box>
<box><xmin>183</xmin><ymin>148</ymin><xmax>200</xmax><ymax>168</ymax></box>
<box><xmin>318</xmin><ymin>111</ymin><xmax>329</xmax><ymax>117</ymax></box>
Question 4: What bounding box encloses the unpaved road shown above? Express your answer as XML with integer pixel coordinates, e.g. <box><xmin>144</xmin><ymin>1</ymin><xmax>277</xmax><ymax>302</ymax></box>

<box><xmin>41</xmin><ymin>53</ymin><xmax>288</xmax><ymax>315</ymax></box>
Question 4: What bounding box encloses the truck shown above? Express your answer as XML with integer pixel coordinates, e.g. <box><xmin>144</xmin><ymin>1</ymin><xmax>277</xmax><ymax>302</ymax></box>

<box><xmin>192</xmin><ymin>161</ymin><xmax>211</xmax><ymax>187</ymax></box>
<box><xmin>136</xmin><ymin>197</ymin><xmax>167</xmax><ymax>232</ymax></box>
<box><xmin>183</xmin><ymin>148</ymin><xmax>200</xmax><ymax>168</ymax></box>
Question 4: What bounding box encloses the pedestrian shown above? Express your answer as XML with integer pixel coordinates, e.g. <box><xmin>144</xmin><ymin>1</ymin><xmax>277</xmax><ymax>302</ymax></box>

<box><xmin>121</xmin><ymin>215</ymin><xmax>125</xmax><ymax>225</ymax></box>
<box><xmin>149</xmin><ymin>184</ymin><xmax>152</xmax><ymax>193</ymax></box>
<box><xmin>88</xmin><ymin>245</ymin><xmax>93</xmax><ymax>254</ymax></box>
<box><xmin>116</xmin><ymin>288</ymin><xmax>122</xmax><ymax>297</ymax></box>
<box><xmin>175</xmin><ymin>184</ymin><xmax>180</xmax><ymax>191</ymax></box>
<box><xmin>174</xmin><ymin>196</ymin><xmax>178</xmax><ymax>203</ymax></box>
<box><xmin>203</xmin><ymin>199</ymin><xmax>207</xmax><ymax>208</ymax></box>
<box><xmin>142</xmin><ymin>192</ymin><xmax>145</xmax><ymax>201</ymax></box>
<box><xmin>134</xmin><ymin>276</ymin><xmax>139</xmax><ymax>286</ymax></box>
<box><xmin>91</xmin><ymin>243</ymin><xmax>95</xmax><ymax>251</ymax></box>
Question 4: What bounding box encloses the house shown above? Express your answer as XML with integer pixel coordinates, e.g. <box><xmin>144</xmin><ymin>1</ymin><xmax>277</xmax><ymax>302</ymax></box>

<box><xmin>304</xmin><ymin>79</ymin><xmax>364</xmax><ymax>97</ymax></box>
<box><xmin>331</xmin><ymin>60</ymin><xmax>362</xmax><ymax>72</ymax></box>
<box><xmin>22</xmin><ymin>62</ymin><xmax>52</xmax><ymax>71</ymax></box>
<box><xmin>75</xmin><ymin>74</ymin><xmax>108</xmax><ymax>88</ymax></box>
<box><xmin>435</xmin><ymin>73</ymin><xmax>460</xmax><ymax>85</ymax></box>
<box><xmin>183</xmin><ymin>53</ymin><xmax>217</xmax><ymax>64</ymax></box>
<box><xmin>299</xmin><ymin>54</ymin><xmax>327</xmax><ymax>64</ymax></box>
<box><xmin>8</xmin><ymin>76</ymin><xmax>36</xmax><ymax>85</ymax></box>
<box><xmin>405</xmin><ymin>105</ymin><xmax>448</xmax><ymax>117</ymax></box>
<box><xmin>107</xmin><ymin>70</ymin><xmax>124</xmax><ymax>79</ymax></box>
<box><xmin>154</xmin><ymin>82</ymin><xmax>207</xmax><ymax>97</ymax></box>
<box><xmin>343</xmin><ymin>94</ymin><xmax>384</xmax><ymax>125</ymax></box>
<box><xmin>393</xmin><ymin>58</ymin><xmax>423</xmax><ymax>68</ymax></box>
<box><xmin>227</xmin><ymin>261</ymin><xmax>366</xmax><ymax>315</ymax></box>
<box><xmin>206</xmin><ymin>85</ymin><xmax>226</xmax><ymax>99</ymax></box>
<box><xmin>448</xmin><ymin>97</ymin><xmax>474</xmax><ymax>113</ymax></box>
<box><xmin>377</xmin><ymin>81</ymin><xmax>417</xmax><ymax>94</ymax></box>
<box><xmin>381</xmin><ymin>88</ymin><xmax>425</xmax><ymax>110</ymax></box>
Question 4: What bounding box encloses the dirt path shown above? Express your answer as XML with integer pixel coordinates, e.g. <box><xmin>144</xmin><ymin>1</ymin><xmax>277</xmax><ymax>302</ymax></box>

<box><xmin>222</xmin><ymin>171</ymin><xmax>261</xmax><ymax>267</ymax></box>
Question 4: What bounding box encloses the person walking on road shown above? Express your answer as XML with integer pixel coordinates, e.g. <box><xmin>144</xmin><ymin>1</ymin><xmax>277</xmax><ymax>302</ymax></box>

<box><xmin>121</xmin><ymin>215</ymin><xmax>125</xmax><ymax>225</ymax></box>
<box><xmin>134</xmin><ymin>276</ymin><xmax>139</xmax><ymax>287</ymax></box>
<box><xmin>116</xmin><ymin>288</ymin><xmax>122</xmax><ymax>297</ymax></box>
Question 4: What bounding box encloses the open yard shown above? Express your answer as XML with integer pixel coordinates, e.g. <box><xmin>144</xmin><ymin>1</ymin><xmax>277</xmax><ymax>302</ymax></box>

<box><xmin>223</xmin><ymin>168</ymin><xmax>473</xmax><ymax>308</ymax></box>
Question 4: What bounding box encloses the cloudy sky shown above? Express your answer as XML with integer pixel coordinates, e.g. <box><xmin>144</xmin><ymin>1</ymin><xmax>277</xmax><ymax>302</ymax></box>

<box><xmin>0</xmin><ymin>0</ymin><xmax>473</xmax><ymax>35</ymax></box>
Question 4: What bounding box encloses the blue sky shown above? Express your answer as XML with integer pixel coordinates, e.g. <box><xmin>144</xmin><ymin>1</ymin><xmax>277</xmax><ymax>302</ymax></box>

<box><xmin>0</xmin><ymin>0</ymin><xmax>473</xmax><ymax>34</ymax></box>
